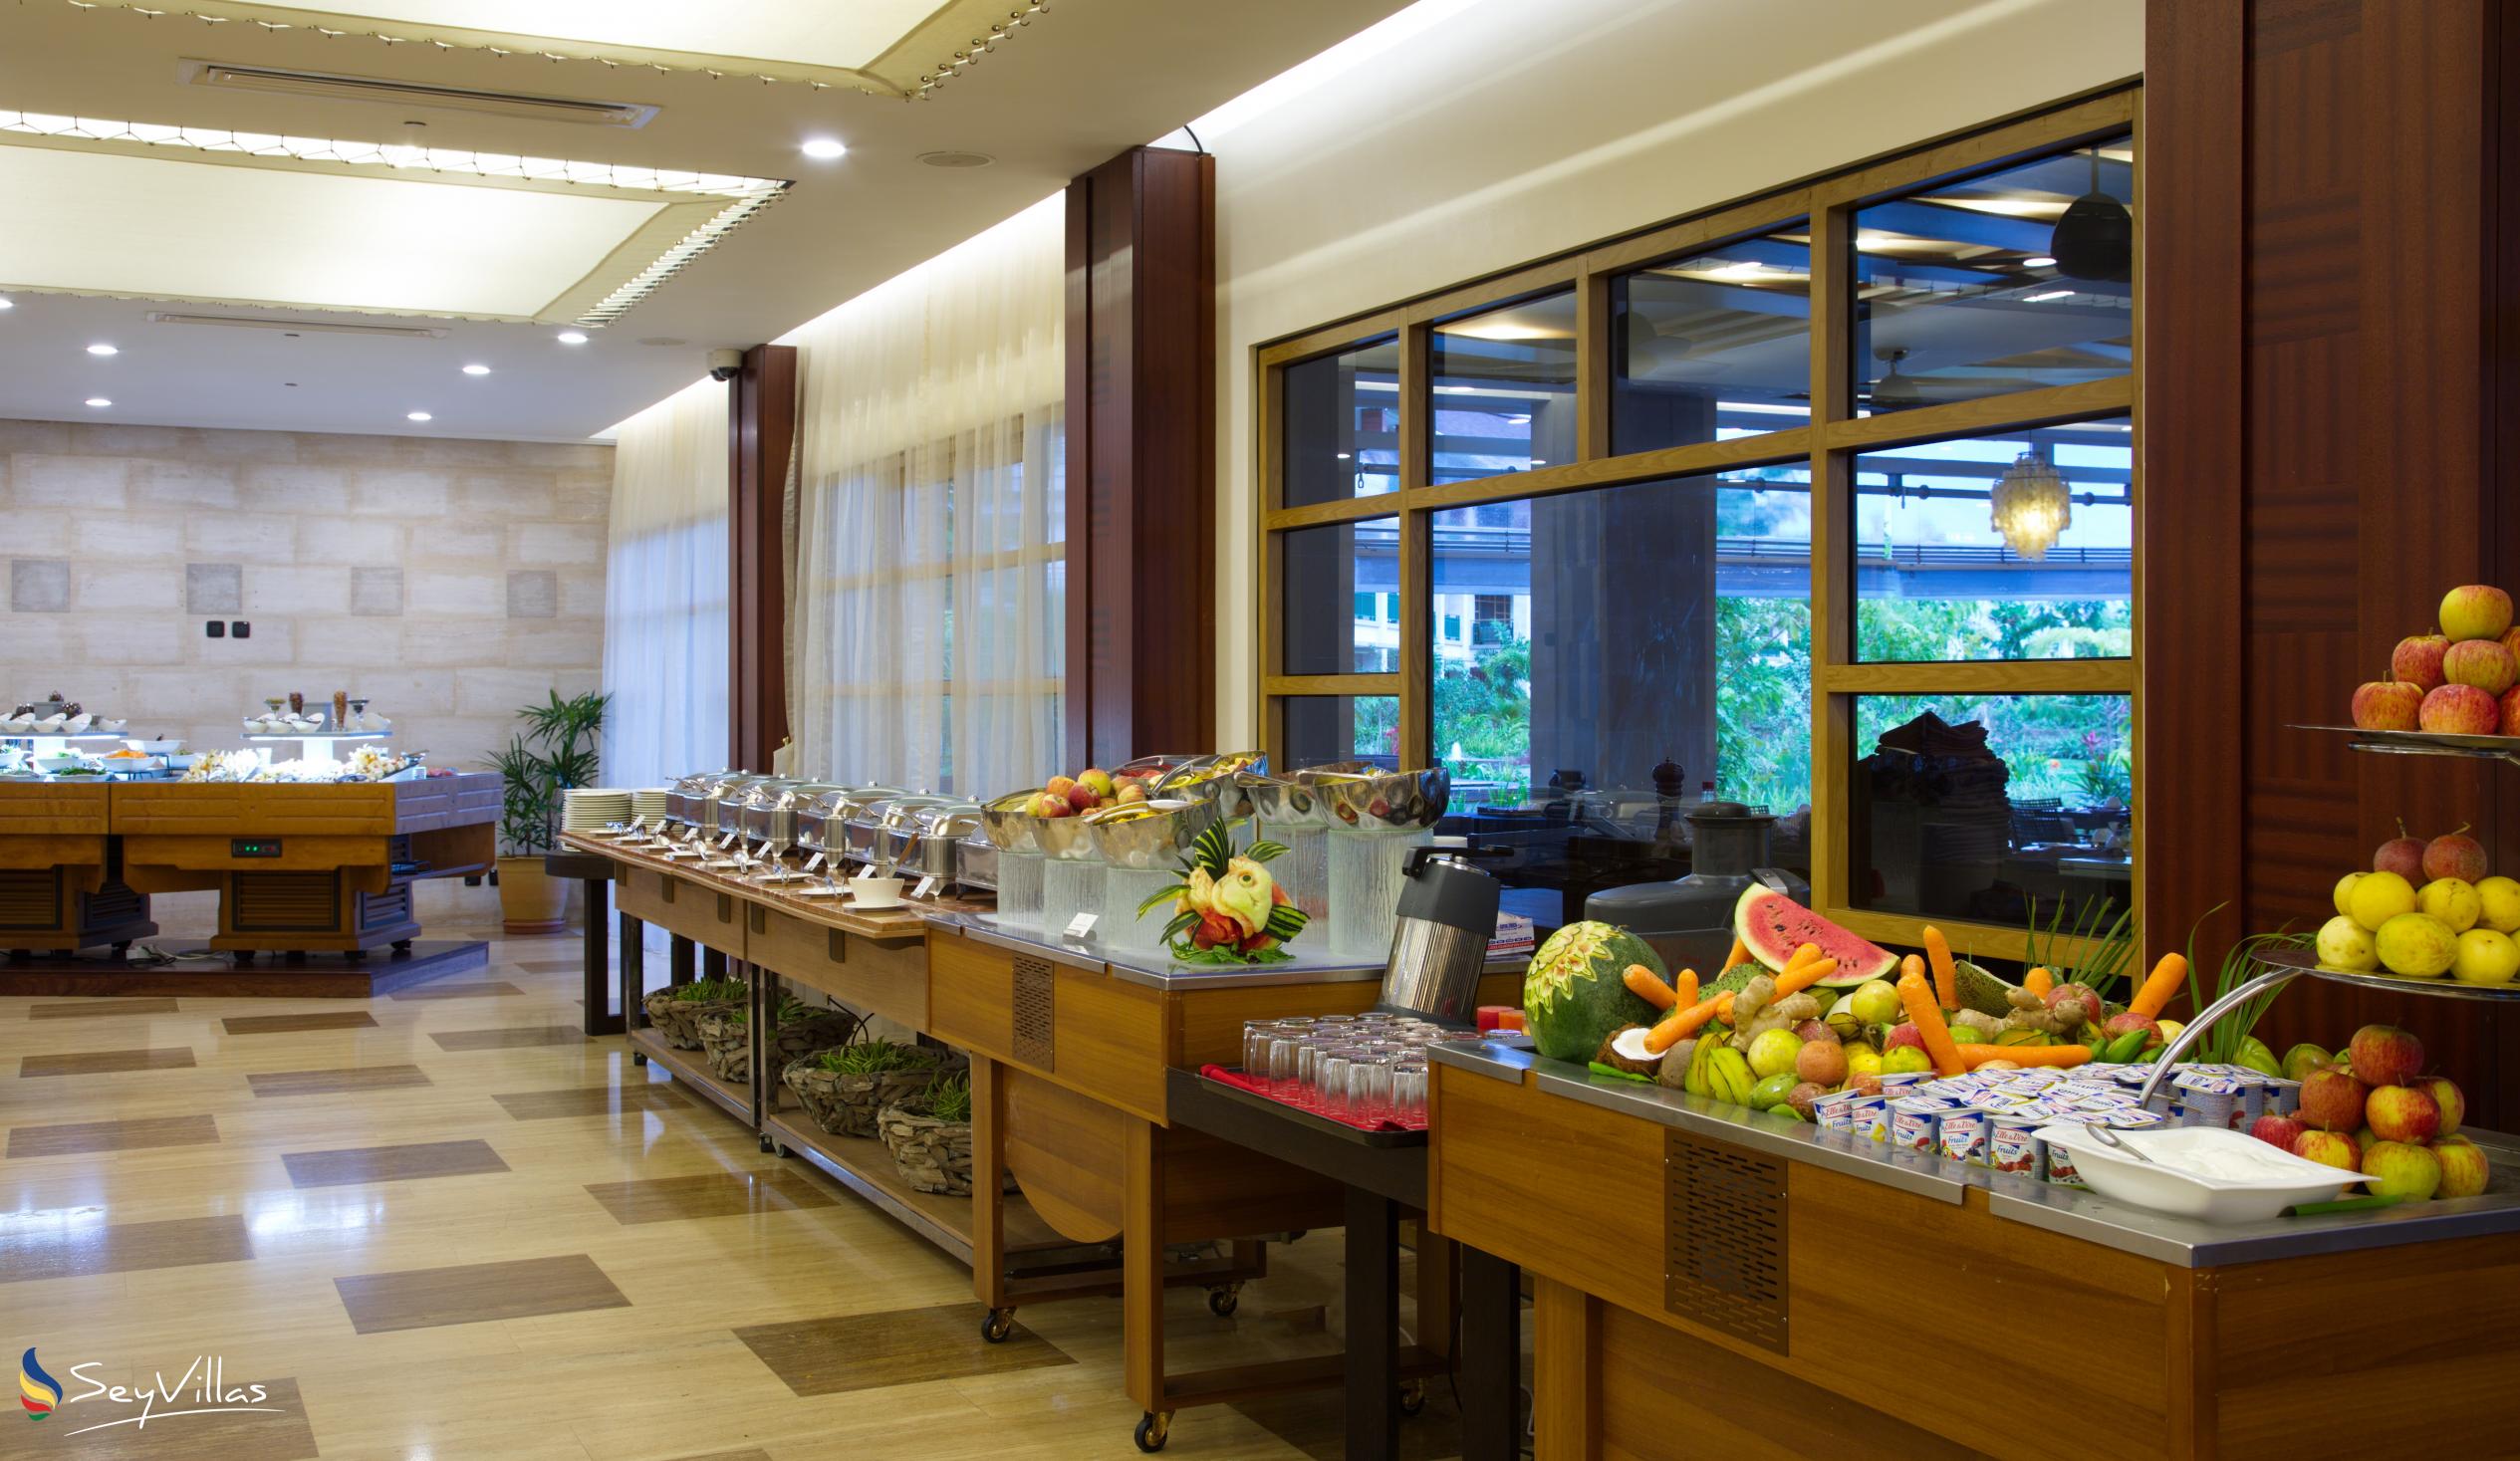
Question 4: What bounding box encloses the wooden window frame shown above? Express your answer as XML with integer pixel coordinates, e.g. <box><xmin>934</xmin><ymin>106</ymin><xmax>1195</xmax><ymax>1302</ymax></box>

<box><xmin>1255</xmin><ymin>88</ymin><xmax>2142</xmax><ymax>964</ymax></box>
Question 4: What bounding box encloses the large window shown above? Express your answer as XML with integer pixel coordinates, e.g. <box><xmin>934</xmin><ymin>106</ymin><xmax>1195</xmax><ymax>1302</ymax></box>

<box><xmin>1260</xmin><ymin>94</ymin><xmax>2141</xmax><ymax>962</ymax></box>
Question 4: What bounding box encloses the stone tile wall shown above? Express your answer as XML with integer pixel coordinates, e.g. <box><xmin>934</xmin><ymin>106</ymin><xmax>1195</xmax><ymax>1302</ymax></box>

<box><xmin>0</xmin><ymin>418</ymin><xmax>613</xmax><ymax>772</ymax></box>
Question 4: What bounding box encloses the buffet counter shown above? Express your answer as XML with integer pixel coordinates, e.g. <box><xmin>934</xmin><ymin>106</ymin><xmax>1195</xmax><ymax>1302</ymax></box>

<box><xmin>1425</xmin><ymin>1040</ymin><xmax>2520</xmax><ymax>1461</ymax></box>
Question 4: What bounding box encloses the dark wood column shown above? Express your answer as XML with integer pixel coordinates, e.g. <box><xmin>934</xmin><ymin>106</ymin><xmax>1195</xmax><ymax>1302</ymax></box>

<box><xmin>2144</xmin><ymin>0</ymin><xmax>2520</xmax><ymax>1121</ymax></box>
<box><xmin>1066</xmin><ymin>145</ymin><xmax>1217</xmax><ymax>768</ymax></box>
<box><xmin>728</xmin><ymin>344</ymin><xmax>798</xmax><ymax>773</ymax></box>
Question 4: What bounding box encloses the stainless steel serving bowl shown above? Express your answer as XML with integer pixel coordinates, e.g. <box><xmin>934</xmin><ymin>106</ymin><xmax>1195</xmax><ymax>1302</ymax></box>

<box><xmin>1239</xmin><ymin>773</ymin><xmax>1331</xmax><ymax>829</ymax></box>
<box><xmin>1294</xmin><ymin>761</ymin><xmax>1453</xmax><ymax>834</ymax></box>
<box><xmin>979</xmin><ymin>788</ymin><xmax>1045</xmax><ymax>852</ymax></box>
<box><xmin>1149</xmin><ymin>751</ymin><xmax>1268</xmax><ymax>804</ymax></box>
<box><xmin>1086</xmin><ymin>797</ymin><xmax>1223</xmax><ymax>871</ymax></box>
<box><xmin>1030</xmin><ymin>805</ymin><xmax>1104</xmax><ymax>861</ymax></box>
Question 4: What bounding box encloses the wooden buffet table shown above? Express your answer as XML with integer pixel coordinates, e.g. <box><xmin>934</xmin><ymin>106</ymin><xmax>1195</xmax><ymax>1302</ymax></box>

<box><xmin>1425</xmin><ymin>1040</ymin><xmax>2520</xmax><ymax>1461</ymax></box>
<box><xmin>567</xmin><ymin>828</ymin><xmax>1520</xmax><ymax>1454</ymax></box>
<box><xmin>0</xmin><ymin>780</ymin><xmax>154</xmax><ymax>955</ymax></box>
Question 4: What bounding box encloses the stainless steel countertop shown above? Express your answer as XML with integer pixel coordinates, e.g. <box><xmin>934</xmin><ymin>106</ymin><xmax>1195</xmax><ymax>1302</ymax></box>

<box><xmin>1423</xmin><ymin>1039</ymin><xmax>2520</xmax><ymax>1268</ymax></box>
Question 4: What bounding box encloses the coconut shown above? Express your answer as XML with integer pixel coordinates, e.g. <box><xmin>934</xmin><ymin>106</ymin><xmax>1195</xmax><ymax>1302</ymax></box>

<box><xmin>1656</xmin><ymin>1039</ymin><xmax>1696</xmax><ymax>1089</ymax></box>
<box><xmin>1597</xmin><ymin>1024</ymin><xmax>1663</xmax><ymax>1076</ymax></box>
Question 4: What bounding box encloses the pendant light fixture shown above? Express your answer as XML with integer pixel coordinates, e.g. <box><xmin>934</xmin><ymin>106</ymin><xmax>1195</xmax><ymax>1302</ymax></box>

<box><xmin>1990</xmin><ymin>450</ymin><xmax>2072</xmax><ymax>559</ymax></box>
<box><xmin>2048</xmin><ymin>145</ymin><xmax>2132</xmax><ymax>282</ymax></box>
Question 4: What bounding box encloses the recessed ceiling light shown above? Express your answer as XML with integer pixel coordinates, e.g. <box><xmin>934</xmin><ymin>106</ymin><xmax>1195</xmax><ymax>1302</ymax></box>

<box><xmin>85</xmin><ymin>397</ymin><xmax>111</xmax><ymax>408</ymax></box>
<box><xmin>0</xmin><ymin>297</ymin><xmax>14</xmax><ymax>310</ymax></box>
<box><xmin>917</xmin><ymin>150</ymin><xmax>996</xmax><ymax>169</ymax></box>
<box><xmin>462</xmin><ymin>364</ymin><xmax>492</xmax><ymax>375</ymax></box>
<box><xmin>801</xmin><ymin>136</ymin><xmax>848</xmax><ymax>159</ymax></box>
<box><xmin>557</xmin><ymin>331</ymin><xmax>590</xmax><ymax>346</ymax></box>
<box><xmin>406</xmin><ymin>410</ymin><xmax>433</xmax><ymax>422</ymax></box>
<box><xmin>1335</xmin><ymin>452</ymin><xmax>1352</xmax><ymax>460</ymax></box>
<box><xmin>2024</xmin><ymin>255</ymin><xmax>2058</xmax><ymax>268</ymax></box>
<box><xmin>87</xmin><ymin>343</ymin><xmax>119</xmax><ymax>357</ymax></box>
<box><xmin>2023</xmin><ymin>289</ymin><xmax>2074</xmax><ymax>303</ymax></box>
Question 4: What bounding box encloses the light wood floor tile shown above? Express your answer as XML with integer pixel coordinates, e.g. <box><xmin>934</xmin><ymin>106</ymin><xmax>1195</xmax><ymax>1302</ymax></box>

<box><xmin>281</xmin><ymin>1139</ymin><xmax>511</xmax><ymax>1189</ymax></box>
<box><xmin>246</xmin><ymin>1065</ymin><xmax>432</xmax><ymax>1097</ymax></box>
<box><xmin>220</xmin><ymin>1012</ymin><xmax>378</xmax><ymax>1036</ymax></box>
<box><xmin>19</xmin><ymin>1048</ymin><xmax>196</xmax><ymax>1079</ymax></box>
<box><xmin>582</xmin><ymin>1170</ymin><xmax>836</xmax><ymax>1226</ymax></box>
<box><xmin>733</xmin><ymin>1305</ymin><xmax>1072</xmax><ymax>1397</ymax></box>
<box><xmin>387</xmin><ymin>980</ymin><xmax>524</xmax><ymax>1001</ymax></box>
<box><xmin>334</xmin><ymin>1253</ymin><xmax>631</xmax><ymax>1334</ymax></box>
<box><xmin>492</xmin><ymin>1084</ymin><xmax>687</xmax><ymax>1120</ymax></box>
<box><xmin>0</xmin><ymin>1212</ymin><xmax>253</xmax><ymax>1285</ymax></box>
<box><xmin>0</xmin><ymin>1376</ymin><xmax>316</xmax><ymax>1461</ymax></box>
<box><xmin>7</xmin><ymin>1113</ymin><xmax>219</xmax><ymax>1159</ymax></box>
<box><xmin>27</xmin><ymin>998</ymin><xmax>181</xmax><ymax>1020</ymax></box>
<box><xmin>431</xmin><ymin>1024</ymin><xmax>585</xmax><ymax>1051</ymax></box>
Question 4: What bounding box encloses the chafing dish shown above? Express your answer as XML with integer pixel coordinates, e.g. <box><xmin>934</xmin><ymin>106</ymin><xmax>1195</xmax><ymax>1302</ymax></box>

<box><xmin>953</xmin><ymin>833</ymin><xmax>1001</xmax><ymax>890</ymax></box>
<box><xmin>845</xmin><ymin>794</ymin><xmax>949</xmax><ymax>866</ymax></box>
<box><xmin>709</xmin><ymin>774</ymin><xmax>777</xmax><ymax>835</ymax></box>
<box><xmin>1294</xmin><ymin>761</ymin><xmax>1452</xmax><ymax>834</ymax></box>
<box><xmin>1087</xmin><ymin>797</ymin><xmax>1222</xmax><ymax>871</ymax></box>
<box><xmin>883</xmin><ymin>802</ymin><xmax>982</xmax><ymax>883</ymax></box>
<box><xmin>664</xmin><ymin>769</ymin><xmax>726</xmax><ymax>828</ymax></box>
<box><xmin>732</xmin><ymin>778</ymin><xmax>804</xmax><ymax>842</ymax></box>
<box><xmin>793</xmin><ymin>785</ymin><xmax>903</xmax><ymax>852</ymax></box>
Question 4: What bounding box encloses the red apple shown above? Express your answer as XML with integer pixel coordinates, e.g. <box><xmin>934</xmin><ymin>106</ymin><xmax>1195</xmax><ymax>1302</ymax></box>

<box><xmin>1065</xmin><ymin>783</ymin><xmax>1100</xmax><ymax>813</ymax></box>
<box><xmin>2434</xmin><ymin>1134</ymin><xmax>2491</xmax><ymax>1199</ymax></box>
<box><xmin>2424</xmin><ymin>828</ymin><xmax>2489</xmax><ymax>883</ymax></box>
<box><xmin>2361</xmin><ymin>1140</ymin><xmax>2443</xmax><ymax>1201</ymax></box>
<box><xmin>2102</xmin><ymin>1011</ymin><xmax>2160</xmax><ymax>1049</ymax></box>
<box><xmin>2365</xmin><ymin>1084</ymin><xmax>2441</xmax><ymax>1144</ymax></box>
<box><xmin>2439</xmin><ymin>584</ymin><xmax>2515</xmax><ymax>642</ymax></box>
<box><xmin>1044</xmin><ymin>775</ymin><xmax>1077</xmax><ymax>800</ymax></box>
<box><xmin>2444</xmin><ymin>638</ymin><xmax>2518</xmax><ymax>695</ymax></box>
<box><xmin>2375</xmin><ymin>832</ymin><xmax>2427</xmax><ymax>879</ymax></box>
<box><xmin>2502</xmin><ymin>685</ymin><xmax>2520</xmax><ymax>736</ymax></box>
<box><xmin>2353</xmin><ymin>680</ymin><xmax>2425</xmax><ymax>730</ymax></box>
<box><xmin>2418</xmin><ymin>1076</ymin><xmax>2465</xmax><ymax>1136</ymax></box>
<box><xmin>2292</xmin><ymin>1129</ymin><xmax>2362</xmax><ymax>1173</ymax></box>
<box><xmin>2420</xmin><ymin>683</ymin><xmax>2501</xmax><ymax>734</ymax></box>
<box><xmin>2249</xmin><ymin>1113</ymin><xmax>2308</xmax><ymax>1151</ymax></box>
<box><xmin>1884</xmin><ymin>1022</ymin><xmax>1924</xmax><ymax>1055</ymax></box>
<box><xmin>2393</xmin><ymin>633</ymin><xmax>2450</xmax><ymax>690</ymax></box>
<box><xmin>2299</xmin><ymin>1064</ymin><xmax>2370</xmax><ymax>1132</ymax></box>
<box><xmin>2348</xmin><ymin>1024</ymin><xmax>2424</xmax><ymax>1088</ymax></box>
<box><xmin>2502</xmin><ymin>624</ymin><xmax>2520</xmax><ymax>661</ymax></box>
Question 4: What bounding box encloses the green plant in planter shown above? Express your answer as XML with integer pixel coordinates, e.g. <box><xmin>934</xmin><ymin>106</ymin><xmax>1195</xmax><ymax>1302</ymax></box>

<box><xmin>484</xmin><ymin>689</ymin><xmax>610</xmax><ymax>856</ymax></box>
<box><xmin>671</xmin><ymin>978</ymin><xmax>748</xmax><ymax>1004</ymax></box>
<box><xmin>921</xmin><ymin>1070</ymin><xmax>973</xmax><ymax>1123</ymax></box>
<box><xmin>817</xmin><ymin>1038</ymin><xmax>934</xmax><ymax>1076</ymax></box>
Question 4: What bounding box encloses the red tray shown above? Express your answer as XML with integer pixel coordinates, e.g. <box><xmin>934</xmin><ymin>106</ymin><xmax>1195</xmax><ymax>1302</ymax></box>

<box><xmin>1198</xmin><ymin>1064</ymin><xmax>1426</xmax><ymax>1133</ymax></box>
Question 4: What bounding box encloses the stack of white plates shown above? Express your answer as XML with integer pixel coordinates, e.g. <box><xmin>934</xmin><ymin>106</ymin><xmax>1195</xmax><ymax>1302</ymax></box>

<box><xmin>630</xmin><ymin>788</ymin><xmax>670</xmax><ymax>824</ymax></box>
<box><xmin>563</xmin><ymin>788</ymin><xmax>634</xmax><ymax>830</ymax></box>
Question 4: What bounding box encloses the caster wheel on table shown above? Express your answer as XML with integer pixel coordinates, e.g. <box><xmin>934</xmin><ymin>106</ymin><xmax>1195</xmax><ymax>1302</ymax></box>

<box><xmin>233</xmin><ymin>951</ymin><xmax>255</xmax><ymax>965</ymax></box>
<box><xmin>110</xmin><ymin>941</ymin><xmax>131</xmax><ymax>961</ymax></box>
<box><xmin>284</xmin><ymin>951</ymin><xmax>306</xmax><ymax>966</ymax></box>
<box><xmin>1398</xmin><ymin>1380</ymin><xmax>1427</xmax><ymax>1416</ymax></box>
<box><xmin>758</xmin><ymin>1134</ymin><xmax>777</xmax><ymax>1153</ymax></box>
<box><xmin>1134</xmin><ymin>1411</ymin><xmax>1171</xmax><ymax>1453</ymax></box>
<box><xmin>345</xmin><ymin>950</ymin><xmax>367</xmax><ymax>963</ymax></box>
<box><xmin>392</xmin><ymin>939</ymin><xmax>413</xmax><ymax>953</ymax></box>
<box><xmin>632</xmin><ymin>1052</ymin><xmax>648</xmax><ymax>1067</ymax></box>
<box><xmin>980</xmin><ymin>1309</ymin><xmax>1016</xmax><ymax>1343</ymax></box>
<box><xmin>1206</xmin><ymin>1285</ymin><xmax>1241</xmax><ymax>1318</ymax></box>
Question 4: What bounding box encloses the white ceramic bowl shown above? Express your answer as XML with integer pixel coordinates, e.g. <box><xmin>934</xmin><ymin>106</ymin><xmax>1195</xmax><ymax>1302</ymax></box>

<box><xmin>2035</xmin><ymin>1123</ymin><xmax>2374</xmax><ymax>1224</ymax></box>
<box><xmin>849</xmin><ymin>873</ymin><xmax>905</xmax><ymax>908</ymax></box>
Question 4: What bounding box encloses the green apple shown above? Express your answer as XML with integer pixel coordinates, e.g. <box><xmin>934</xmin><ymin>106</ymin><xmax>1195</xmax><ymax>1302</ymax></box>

<box><xmin>2281</xmin><ymin>1042</ymin><xmax>2332</xmax><ymax>1083</ymax></box>
<box><xmin>1746</xmin><ymin>1028</ymin><xmax>1805</xmax><ymax>1081</ymax></box>
<box><xmin>2360</xmin><ymin>1140</ymin><xmax>2442</xmax><ymax>1201</ymax></box>
<box><xmin>1848</xmin><ymin>980</ymin><xmax>1901</xmax><ymax>1026</ymax></box>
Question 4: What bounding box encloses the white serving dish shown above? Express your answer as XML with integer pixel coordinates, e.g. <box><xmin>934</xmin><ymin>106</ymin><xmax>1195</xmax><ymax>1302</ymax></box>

<box><xmin>2035</xmin><ymin>1123</ymin><xmax>2374</xmax><ymax>1224</ymax></box>
<box><xmin>850</xmin><ymin>873</ymin><xmax>905</xmax><ymax>908</ymax></box>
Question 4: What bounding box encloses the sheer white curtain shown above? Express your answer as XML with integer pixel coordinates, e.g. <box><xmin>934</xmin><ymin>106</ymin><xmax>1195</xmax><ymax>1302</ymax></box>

<box><xmin>601</xmin><ymin>375</ymin><xmax>730</xmax><ymax>786</ymax></box>
<box><xmin>788</xmin><ymin>193</ymin><xmax>1065</xmax><ymax>795</ymax></box>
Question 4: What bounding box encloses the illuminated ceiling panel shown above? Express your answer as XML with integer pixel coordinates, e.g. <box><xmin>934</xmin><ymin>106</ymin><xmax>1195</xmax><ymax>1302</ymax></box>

<box><xmin>0</xmin><ymin>115</ymin><xmax>785</xmax><ymax>324</ymax></box>
<box><xmin>52</xmin><ymin>0</ymin><xmax>1050</xmax><ymax>95</ymax></box>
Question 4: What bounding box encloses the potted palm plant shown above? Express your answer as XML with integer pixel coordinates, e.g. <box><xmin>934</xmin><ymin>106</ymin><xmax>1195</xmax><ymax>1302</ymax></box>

<box><xmin>486</xmin><ymin>689</ymin><xmax>609</xmax><ymax>933</ymax></box>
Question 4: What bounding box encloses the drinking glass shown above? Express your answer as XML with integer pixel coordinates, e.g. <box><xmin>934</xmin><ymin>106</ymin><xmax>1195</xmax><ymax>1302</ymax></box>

<box><xmin>1265</xmin><ymin>1030</ymin><xmax>1309</xmax><ymax>1099</ymax></box>
<box><xmin>1317</xmin><ymin>1047</ymin><xmax>1365</xmax><ymax>1117</ymax></box>
<box><xmin>1392</xmin><ymin>1059</ymin><xmax>1429</xmax><ymax>1126</ymax></box>
<box><xmin>1345</xmin><ymin>1053</ymin><xmax>1396</xmax><ymax>1123</ymax></box>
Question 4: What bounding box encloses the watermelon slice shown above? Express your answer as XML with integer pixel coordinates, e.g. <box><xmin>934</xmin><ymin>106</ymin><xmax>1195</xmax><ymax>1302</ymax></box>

<box><xmin>1733</xmin><ymin>887</ymin><xmax>1898</xmax><ymax>986</ymax></box>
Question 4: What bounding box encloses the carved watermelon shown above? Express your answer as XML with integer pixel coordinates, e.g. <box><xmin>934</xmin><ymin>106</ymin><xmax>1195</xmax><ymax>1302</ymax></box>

<box><xmin>1523</xmin><ymin>921</ymin><xmax>1662</xmax><ymax>1062</ymax></box>
<box><xmin>1733</xmin><ymin>887</ymin><xmax>1898</xmax><ymax>986</ymax></box>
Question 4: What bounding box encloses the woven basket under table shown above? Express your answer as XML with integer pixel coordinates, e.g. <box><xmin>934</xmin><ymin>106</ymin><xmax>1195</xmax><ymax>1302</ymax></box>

<box><xmin>781</xmin><ymin>1052</ymin><xmax>964</xmax><ymax>1139</ymax></box>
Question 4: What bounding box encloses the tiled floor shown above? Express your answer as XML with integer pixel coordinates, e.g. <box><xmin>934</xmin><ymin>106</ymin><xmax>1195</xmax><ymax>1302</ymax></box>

<box><xmin>0</xmin><ymin>910</ymin><xmax>1489</xmax><ymax>1459</ymax></box>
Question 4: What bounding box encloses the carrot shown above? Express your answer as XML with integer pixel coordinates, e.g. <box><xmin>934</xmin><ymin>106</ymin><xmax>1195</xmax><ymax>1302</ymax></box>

<box><xmin>1720</xmin><ymin>936</ymin><xmax>1749</xmax><ymax>974</ymax></box>
<box><xmin>1923</xmin><ymin>925</ymin><xmax>1958</xmax><ymax>1011</ymax></box>
<box><xmin>1779</xmin><ymin>942</ymin><xmax>1823</xmax><ymax>981</ymax></box>
<box><xmin>1901</xmin><ymin>952</ymin><xmax>1926</xmax><ymax>984</ymax></box>
<box><xmin>1773</xmin><ymin>958</ymin><xmax>1839</xmax><ymax>999</ymax></box>
<box><xmin>2024</xmin><ymin>966</ymin><xmax>2054</xmax><ymax>998</ymax></box>
<box><xmin>1670</xmin><ymin>968</ymin><xmax>1699</xmax><ymax>1010</ymax></box>
<box><xmin>1623</xmin><ymin>964</ymin><xmax>1679</xmax><ymax>1010</ymax></box>
<box><xmin>1960</xmin><ymin>1042</ymin><xmax>2091</xmax><ymax>1069</ymax></box>
<box><xmin>2129</xmin><ymin>953</ymin><xmax>2189</xmax><ymax>1021</ymax></box>
<box><xmin>1896</xmin><ymin>968</ymin><xmax>1968</xmax><ymax>1077</ymax></box>
<box><xmin>1642</xmin><ymin>994</ymin><xmax>1727</xmax><ymax>1054</ymax></box>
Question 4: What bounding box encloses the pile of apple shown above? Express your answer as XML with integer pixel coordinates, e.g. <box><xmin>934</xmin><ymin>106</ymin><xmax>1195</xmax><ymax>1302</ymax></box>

<box><xmin>2352</xmin><ymin>584</ymin><xmax>2520</xmax><ymax>736</ymax></box>
<box><xmin>2322</xmin><ymin>825</ymin><xmax>2520</xmax><ymax>985</ymax></box>
<box><xmin>1024</xmin><ymin>767</ymin><xmax>1153</xmax><ymax>819</ymax></box>
<box><xmin>2249</xmin><ymin>1025</ymin><xmax>2489</xmax><ymax>1201</ymax></box>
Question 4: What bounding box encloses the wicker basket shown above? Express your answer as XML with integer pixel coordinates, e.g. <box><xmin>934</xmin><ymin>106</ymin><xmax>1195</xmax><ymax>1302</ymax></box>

<box><xmin>640</xmin><ymin>988</ymin><xmax>745</xmax><ymax>1050</ymax></box>
<box><xmin>876</xmin><ymin>1100</ymin><xmax>977</xmax><ymax>1195</ymax></box>
<box><xmin>698</xmin><ymin>1008</ymin><xmax>861</xmax><ymax>1084</ymax></box>
<box><xmin>782</xmin><ymin>1049</ymin><xmax>963</xmax><ymax>1139</ymax></box>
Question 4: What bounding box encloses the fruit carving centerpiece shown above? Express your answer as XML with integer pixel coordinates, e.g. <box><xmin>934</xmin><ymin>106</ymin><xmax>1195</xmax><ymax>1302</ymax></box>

<box><xmin>1135</xmin><ymin>820</ymin><xmax>1312</xmax><ymax>965</ymax></box>
<box><xmin>2351</xmin><ymin>583</ymin><xmax>2520</xmax><ymax>736</ymax></box>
